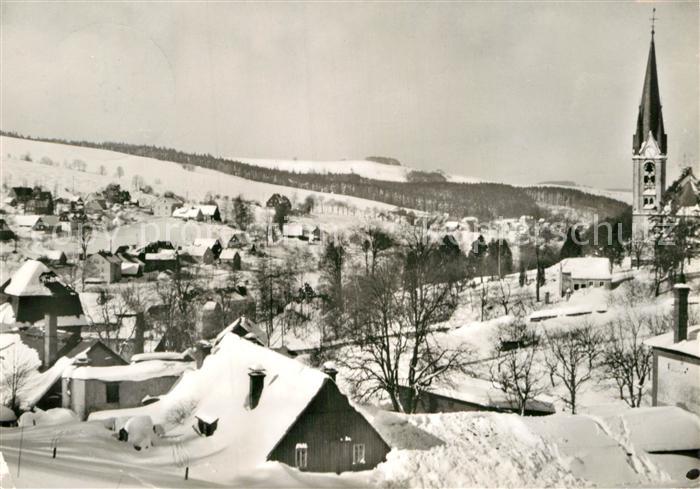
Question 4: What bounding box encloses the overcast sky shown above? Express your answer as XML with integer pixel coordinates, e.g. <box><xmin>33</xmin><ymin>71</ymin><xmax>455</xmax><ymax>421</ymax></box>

<box><xmin>1</xmin><ymin>2</ymin><xmax>698</xmax><ymax>188</ymax></box>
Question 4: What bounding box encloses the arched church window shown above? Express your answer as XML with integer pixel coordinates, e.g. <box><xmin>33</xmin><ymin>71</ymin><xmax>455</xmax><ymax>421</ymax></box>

<box><xmin>643</xmin><ymin>161</ymin><xmax>655</xmax><ymax>189</ymax></box>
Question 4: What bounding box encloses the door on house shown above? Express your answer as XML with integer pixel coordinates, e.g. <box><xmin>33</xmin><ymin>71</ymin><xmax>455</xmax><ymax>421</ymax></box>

<box><xmin>334</xmin><ymin>436</ymin><xmax>352</xmax><ymax>474</ymax></box>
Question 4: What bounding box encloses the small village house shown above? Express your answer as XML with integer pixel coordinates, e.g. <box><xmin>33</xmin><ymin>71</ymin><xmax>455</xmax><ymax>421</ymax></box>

<box><xmin>24</xmin><ymin>339</ymin><xmax>127</xmax><ymax>411</ymax></box>
<box><xmin>219</xmin><ymin>249</ymin><xmax>242</xmax><ymax>269</ymax></box>
<box><xmin>183</xmin><ymin>238</ymin><xmax>222</xmax><ymax>264</ymax></box>
<box><xmin>559</xmin><ymin>257</ymin><xmax>612</xmax><ymax>296</ymax></box>
<box><xmin>62</xmin><ymin>359</ymin><xmax>194</xmax><ymax>420</ymax></box>
<box><xmin>143</xmin><ymin>249</ymin><xmax>178</xmax><ymax>272</ymax></box>
<box><xmin>0</xmin><ymin>260</ymin><xmax>86</xmax><ymax>334</ymax></box>
<box><xmin>10</xmin><ymin>186</ymin><xmax>54</xmax><ymax>215</ymax></box>
<box><xmin>226</xmin><ymin>231</ymin><xmax>250</xmax><ymax>249</ymax></box>
<box><xmin>282</xmin><ymin>223</ymin><xmax>304</xmax><ymax>239</ymax></box>
<box><xmin>86</xmin><ymin>251</ymin><xmax>122</xmax><ymax>284</ymax></box>
<box><xmin>39</xmin><ymin>250</ymin><xmax>67</xmax><ymax>266</ymax></box>
<box><xmin>196</xmin><ymin>204</ymin><xmax>221</xmax><ymax>222</ymax></box>
<box><xmin>14</xmin><ymin>215</ymin><xmax>47</xmax><ymax>231</ymax></box>
<box><xmin>152</xmin><ymin>196</ymin><xmax>183</xmax><ymax>217</ymax></box>
<box><xmin>93</xmin><ymin>333</ymin><xmax>390</xmax><ymax>473</ymax></box>
<box><xmin>0</xmin><ymin>219</ymin><xmax>16</xmax><ymax>241</ymax></box>
<box><xmin>645</xmin><ymin>284</ymin><xmax>700</xmax><ymax>417</ymax></box>
<box><xmin>398</xmin><ymin>376</ymin><xmax>555</xmax><ymax>416</ymax></box>
<box><xmin>172</xmin><ymin>206</ymin><xmax>203</xmax><ymax>221</ymax></box>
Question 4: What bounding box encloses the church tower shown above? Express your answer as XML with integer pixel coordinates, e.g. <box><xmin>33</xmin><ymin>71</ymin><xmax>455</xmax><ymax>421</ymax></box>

<box><xmin>632</xmin><ymin>16</ymin><xmax>667</xmax><ymax>240</ymax></box>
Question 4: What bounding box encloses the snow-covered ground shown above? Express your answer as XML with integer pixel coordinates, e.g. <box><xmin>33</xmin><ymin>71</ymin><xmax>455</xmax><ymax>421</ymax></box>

<box><xmin>234</xmin><ymin>157</ymin><xmax>482</xmax><ymax>184</ymax></box>
<box><xmin>0</xmin><ymin>136</ymin><xmax>404</xmax><ymax>212</ymax></box>
<box><xmin>1</xmin><ymin>406</ymin><xmax>696</xmax><ymax>488</ymax></box>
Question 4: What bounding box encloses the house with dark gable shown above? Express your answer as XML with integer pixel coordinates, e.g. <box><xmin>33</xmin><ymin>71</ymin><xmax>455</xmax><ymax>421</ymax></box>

<box><xmin>0</xmin><ymin>260</ymin><xmax>86</xmax><ymax>331</ymax></box>
<box><xmin>209</xmin><ymin>335</ymin><xmax>390</xmax><ymax>473</ymax></box>
<box><xmin>96</xmin><ymin>334</ymin><xmax>390</xmax><ymax>473</ymax></box>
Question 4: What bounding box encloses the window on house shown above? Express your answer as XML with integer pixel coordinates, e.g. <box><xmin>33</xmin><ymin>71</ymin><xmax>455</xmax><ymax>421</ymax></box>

<box><xmin>352</xmin><ymin>444</ymin><xmax>366</xmax><ymax>465</ymax></box>
<box><xmin>106</xmin><ymin>382</ymin><xmax>120</xmax><ymax>403</ymax></box>
<box><xmin>599</xmin><ymin>282</ymin><xmax>604</xmax><ymax>287</ymax></box>
<box><xmin>574</xmin><ymin>284</ymin><xmax>579</xmax><ymax>290</ymax></box>
<box><xmin>295</xmin><ymin>443</ymin><xmax>308</xmax><ymax>469</ymax></box>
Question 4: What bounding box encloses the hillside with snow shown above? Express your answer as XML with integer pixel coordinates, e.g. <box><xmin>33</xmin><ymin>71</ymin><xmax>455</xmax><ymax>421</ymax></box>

<box><xmin>0</xmin><ymin>136</ymin><xmax>405</xmax><ymax>212</ymax></box>
<box><xmin>234</xmin><ymin>157</ymin><xmax>482</xmax><ymax>184</ymax></box>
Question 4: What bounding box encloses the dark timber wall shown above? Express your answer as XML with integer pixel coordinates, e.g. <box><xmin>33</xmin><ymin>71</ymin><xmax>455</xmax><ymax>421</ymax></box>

<box><xmin>268</xmin><ymin>380</ymin><xmax>390</xmax><ymax>473</ymax></box>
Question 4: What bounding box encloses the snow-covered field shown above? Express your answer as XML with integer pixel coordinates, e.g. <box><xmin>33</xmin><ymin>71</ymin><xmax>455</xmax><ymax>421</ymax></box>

<box><xmin>0</xmin><ymin>137</ymin><xmax>403</xmax><ymax>212</ymax></box>
<box><xmin>234</xmin><ymin>157</ymin><xmax>482</xmax><ymax>184</ymax></box>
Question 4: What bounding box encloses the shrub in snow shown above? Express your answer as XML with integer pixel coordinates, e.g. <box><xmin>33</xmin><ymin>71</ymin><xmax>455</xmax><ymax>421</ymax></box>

<box><xmin>17</xmin><ymin>408</ymin><xmax>78</xmax><ymax>427</ymax></box>
<box><xmin>164</xmin><ymin>398</ymin><xmax>198</xmax><ymax>427</ymax></box>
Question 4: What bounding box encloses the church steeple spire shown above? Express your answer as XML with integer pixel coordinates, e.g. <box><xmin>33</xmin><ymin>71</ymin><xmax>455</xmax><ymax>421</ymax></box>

<box><xmin>633</xmin><ymin>11</ymin><xmax>667</xmax><ymax>155</ymax></box>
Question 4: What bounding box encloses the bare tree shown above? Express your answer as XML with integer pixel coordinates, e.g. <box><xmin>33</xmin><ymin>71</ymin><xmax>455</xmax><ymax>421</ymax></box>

<box><xmin>495</xmin><ymin>279</ymin><xmax>513</xmax><ymax>316</ymax></box>
<box><xmin>489</xmin><ymin>322</ymin><xmax>545</xmax><ymax>415</ymax></box>
<box><xmin>1</xmin><ymin>340</ymin><xmax>41</xmax><ymax>412</ymax></box>
<box><xmin>544</xmin><ymin>325</ymin><xmax>603</xmax><ymax>414</ymax></box>
<box><xmin>629</xmin><ymin>231</ymin><xmax>648</xmax><ymax>269</ymax></box>
<box><xmin>76</xmin><ymin>223</ymin><xmax>93</xmax><ymax>260</ymax></box>
<box><xmin>343</xmin><ymin>230</ymin><xmax>467</xmax><ymax>413</ymax></box>
<box><xmin>602</xmin><ymin>309</ymin><xmax>669</xmax><ymax>408</ymax></box>
<box><xmin>152</xmin><ymin>260</ymin><xmax>203</xmax><ymax>351</ymax></box>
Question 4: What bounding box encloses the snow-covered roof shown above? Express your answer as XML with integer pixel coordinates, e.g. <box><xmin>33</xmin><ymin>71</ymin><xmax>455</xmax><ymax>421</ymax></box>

<box><xmin>130</xmin><ymin>351</ymin><xmax>193</xmax><ymax>363</ymax></box>
<box><xmin>602</xmin><ymin>406</ymin><xmax>700</xmax><ymax>452</ymax></box>
<box><xmin>560</xmin><ymin>257</ymin><xmax>611</xmax><ymax>280</ymax></box>
<box><xmin>644</xmin><ymin>325</ymin><xmax>700</xmax><ymax>359</ymax></box>
<box><xmin>64</xmin><ymin>360</ymin><xmax>193</xmax><ymax>382</ymax></box>
<box><xmin>21</xmin><ymin>356</ymin><xmax>74</xmax><ymax>409</ymax></box>
<box><xmin>183</xmin><ymin>244</ymin><xmax>212</xmax><ymax>258</ymax></box>
<box><xmin>219</xmin><ymin>249</ymin><xmax>240</xmax><ymax>260</ymax></box>
<box><xmin>215</xmin><ymin>316</ymin><xmax>267</xmax><ymax>345</ymax></box>
<box><xmin>424</xmin><ymin>376</ymin><xmax>555</xmax><ymax>414</ymax></box>
<box><xmin>94</xmin><ymin>334</ymin><xmax>331</xmax><ymax>470</ymax></box>
<box><xmin>120</xmin><ymin>261</ymin><xmax>140</xmax><ymax>275</ymax></box>
<box><xmin>14</xmin><ymin>215</ymin><xmax>43</xmax><ymax>227</ymax></box>
<box><xmin>144</xmin><ymin>250</ymin><xmax>177</xmax><ymax>261</ymax></box>
<box><xmin>193</xmin><ymin>238</ymin><xmax>220</xmax><ymax>249</ymax></box>
<box><xmin>172</xmin><ymin>206</ymin><xmax>202</xmax><ymax>219</ymax></box>
<box><xmin>282</xmin><ymin>223</ymin><xmax>304</xmax><ymax>237</ymax></box>
<box><xmin>42</xmin><ymin>250</ymin><xmax>66</xmax><ymax>261</ymax></box>
<box><xmin>0</xmin><ymin>405</ymin><xmax>16</xmax><ymax>422</ymax></box>
<box><xmin>3</xmin><ymin>260</ymin><xmax>58</xmax><ymax>296</ymax></box>
<box><xmin>196</xmin><ymin>205</ymin><xmax>218</xmax><ymax>217</ymax></box>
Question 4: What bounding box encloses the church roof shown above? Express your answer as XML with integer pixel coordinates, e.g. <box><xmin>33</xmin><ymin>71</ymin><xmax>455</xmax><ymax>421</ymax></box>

<box><xmin>633</xmin><ymin>33</ymin><xmax>667</xmax><ymax>155</ymax></box>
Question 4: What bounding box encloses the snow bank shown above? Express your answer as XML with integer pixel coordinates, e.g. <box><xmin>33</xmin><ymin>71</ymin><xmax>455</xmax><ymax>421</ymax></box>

<box><xmin>371</xmin><ymin>412</ymin><xmax>585</xmax><ymax>488</ymax></box>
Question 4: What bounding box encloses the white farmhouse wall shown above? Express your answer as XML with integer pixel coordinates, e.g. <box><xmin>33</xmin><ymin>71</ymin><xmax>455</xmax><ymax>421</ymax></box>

<box><xmin>654</xmin><ymin>351</ymin><xmax>700</xmax><ymax>418</ymax></box>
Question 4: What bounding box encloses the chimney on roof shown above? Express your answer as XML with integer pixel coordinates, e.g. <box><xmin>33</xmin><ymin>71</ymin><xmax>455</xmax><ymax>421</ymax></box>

<box><xmin>673</xmin><ymin>284</ymin><xmax>690</xmax><ymax>343</ymax></box>
<box><xmin>248</xmin><ymin>366</ymin><xmax>266</xmax><ymax>409</ymax></box>
<box><xmin>322</xmin><ymin>362</ymin><xmax>338</xmax><ymax>382</ymax></box>
<box><xmin>133</xmin><ymin>313</ymin><xmax>145</xmax><ymax>356</ymax></box>
<box><xmin>44</xmin><ymin>313</ymin><xmax>57</xmax><ymax>368</ymax></box>
<box><xmin>193</xmin><ymin>341</ymin><xmax>212</xmax><ymax>369</ymax></box>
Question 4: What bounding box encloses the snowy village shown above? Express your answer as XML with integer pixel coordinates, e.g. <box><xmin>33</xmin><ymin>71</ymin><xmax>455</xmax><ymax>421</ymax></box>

<box><xmin>0</xmin><ymin>3</ymin><xmax>698</xmax><ymax>489</ymax></box>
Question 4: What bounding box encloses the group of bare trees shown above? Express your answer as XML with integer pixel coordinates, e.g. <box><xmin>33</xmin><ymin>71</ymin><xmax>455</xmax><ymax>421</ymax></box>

<box><xmin>341</xmin><ymin>227</ymin><xmax>469</xmax><ymax>413</ymax></box>
<box><xmin>488</xmin><ymin>281</ymin><xmax>671</xmax><ymax>415</ymax></box>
